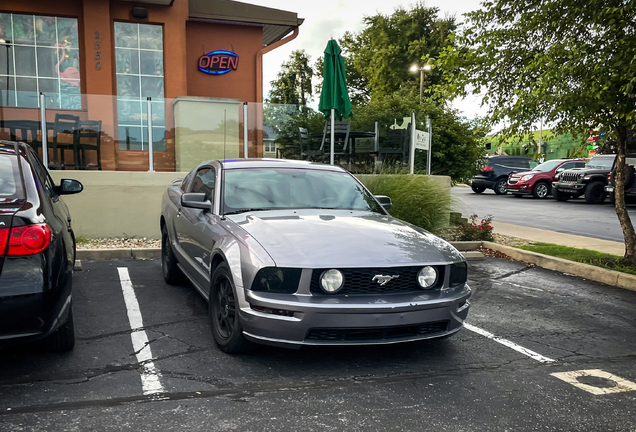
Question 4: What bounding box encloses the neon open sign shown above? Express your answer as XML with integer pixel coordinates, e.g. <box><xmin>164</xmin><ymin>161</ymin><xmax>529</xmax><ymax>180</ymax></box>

<box><xmin>198</xmin><ymin>51</ymin><xmax>239</xmax><ymax>75</ymax></box>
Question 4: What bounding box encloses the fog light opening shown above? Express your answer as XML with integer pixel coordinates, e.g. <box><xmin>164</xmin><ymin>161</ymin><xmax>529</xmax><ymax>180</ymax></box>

<box><xmin>250</xmin><ymin>304</ymin><xmax>295</xmax><ymax>317</ymax></box>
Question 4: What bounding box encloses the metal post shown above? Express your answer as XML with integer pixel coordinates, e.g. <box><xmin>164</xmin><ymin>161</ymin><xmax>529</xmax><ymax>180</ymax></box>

<box><xmin>374</xmin><ymin>121</ymin><xmax>379</xmax><ymax>152</ymax></box>
<box><xmin>427</xmin><ymin>116</ymin><xmax>432</xmax><ymax>176</ymax></box>
<box><xmin>330</xmin><ymin>108</ymin><xmax>335</xmax><ymax>165</ymax></box>
<box><xmin>147</xmin><ymin>97</ymin><xmax>154</xmax><ymax>172</ymax></box>
<box><xmin>409</xmin><ymin>111</ymin><xmax>416</xmax><ymax>174</ymax></box>
<box><xmin>243</xmin><ymin>103</ymin><xmax>249</xmax><ymax>159</ymax></box>
<box><xmin>419</xmin><ymin>68</ymin><xmax>424</xmax><ymax>105</ymax></box>
<box><xmin>39</xmin><ymin>93</ymin><xmax>48</xmax><ymax>168</ymax></box>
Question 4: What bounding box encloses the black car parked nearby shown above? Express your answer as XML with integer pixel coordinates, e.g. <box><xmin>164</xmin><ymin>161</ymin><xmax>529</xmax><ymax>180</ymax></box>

<box><xmin>471</xmin><ymin>156</ymin><xmax>533</xmax><ymax>195</ymax></box>
<box><xmin>0</xmin><ymin>141</ymin><xmax>83</xmax><ymax>351</ymax></box>
<box><xmin>551</xmin><ymin>154</ymin><xmax>616</xmax><ymax>203</ymax></box>
<box><xmin>606</xmin><ymin>154</ymin><xmax>636</xmax><ymax>204</ymax></box>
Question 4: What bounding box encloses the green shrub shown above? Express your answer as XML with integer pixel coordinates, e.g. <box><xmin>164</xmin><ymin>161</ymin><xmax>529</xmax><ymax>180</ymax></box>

<box><xmin>358</xmin><ymin>174</ymin><xmax>450</xmax><ymax>234</ymax></box>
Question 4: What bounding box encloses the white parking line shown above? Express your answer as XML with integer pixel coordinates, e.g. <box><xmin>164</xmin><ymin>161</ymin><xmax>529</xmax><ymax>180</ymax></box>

<box><xmin>117</xmin><ymin>267</ymin><xmax>164</xmax><ymax>395</ymax></box>
<box><xmin>464</xmin><ymin>323</ymin><xmax>556</xmax><ymax>363</ymax></box>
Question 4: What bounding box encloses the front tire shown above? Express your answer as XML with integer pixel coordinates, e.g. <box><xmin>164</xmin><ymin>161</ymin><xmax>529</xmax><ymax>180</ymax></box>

<box><xmin>585</xmin><ymin>181</ymin><xmax>607</xmax><ymax>204</ymax></box>
<box><xmin>532</xmin><ymin>182</ymin><xmax>550</xmax><ymax>199</ymax></box>
<box><xmin>162</xmin><ymin>225</ymin><xmax>185</xmax><ymax>285</ymax></box>
<box><xmin>553</xmin><ymin>188</ymin><xmax>569</xmax><ymax>202</ymax></box>
<box><xmin>210</xmin><ymin>262</ymin><xmax>254</xmax><ymax>354</ymax></box>
<box><xmin>494</xmin><ymin>178</ymin><xmax>508</xmax><ymax>195</ymax></box>
<box><xmin>471</xmin><ymin>185</ymin><xmax>485</xmax><ymax>194</ymax></box>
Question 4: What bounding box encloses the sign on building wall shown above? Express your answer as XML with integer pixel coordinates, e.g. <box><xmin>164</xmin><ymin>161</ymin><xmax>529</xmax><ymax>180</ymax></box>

<box><xmin>198</xmin><ymin>51</ymin><xmax>239</xmax><ymax>75</ymax></box>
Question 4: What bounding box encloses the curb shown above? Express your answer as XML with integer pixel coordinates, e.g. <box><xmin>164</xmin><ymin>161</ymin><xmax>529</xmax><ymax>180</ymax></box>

<box><xmin>451</xmin><ymin>241</ymin><xmax>636</xmax><ymax>292</ymax></box>
<box><xmin>77</xmin><ymin>248</ymin><xmax>160</xmax><ymax>261</ymax></box>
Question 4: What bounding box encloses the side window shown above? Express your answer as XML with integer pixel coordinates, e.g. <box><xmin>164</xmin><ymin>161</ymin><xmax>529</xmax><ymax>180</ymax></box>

<box><xmin>27</xmin><ymin>151</ymin><xmax>57</xmax><ymax>198</ymax></box>
<box><xmin>190</xmin><ymin>168</ymin><xmax>216</xmax><ymax>203</ymax></box>
<box><xmin>560</xmin><ymin>162</ymin><xmax>575</xmax><ymax>170</ymax></box>
<box><xmin>574</xmin><ymin>162</ymin><xmax>586</xmax><ymax>168</ymax></box>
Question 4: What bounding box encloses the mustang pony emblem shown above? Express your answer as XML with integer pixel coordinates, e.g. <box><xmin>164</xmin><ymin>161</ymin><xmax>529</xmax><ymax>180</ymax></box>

<box><xmin>372</xmin><ymin>275</ymin><xmax>399</xmax><ymax>286</ymax></box>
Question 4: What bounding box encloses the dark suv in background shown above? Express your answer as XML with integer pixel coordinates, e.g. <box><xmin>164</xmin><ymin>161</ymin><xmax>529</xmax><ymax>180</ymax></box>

<box><xmin>606</xmin><ymin>154</ymin><xmax>636</xmax><ymax>204</ymax></box>
<box><xmin>471</xmin><ymin>156</ymin><xmax>533</xmax><ymax>195</ymax></box>
<box><xmin>551</xmin><ymin>154</ymin><xmax>615</xmax><ymax>203</ymax></box>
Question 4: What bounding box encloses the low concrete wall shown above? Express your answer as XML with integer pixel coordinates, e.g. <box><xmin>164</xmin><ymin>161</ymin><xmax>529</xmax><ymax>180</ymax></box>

<box><xmin>51</xmin><ymin>171</ymin><xmax>451</xmax><ymax>239</ymax></box>
<box><xmin>50</xmin><ymin>171</ymin><xmax>187</xmax><ymax>239</ymax></box>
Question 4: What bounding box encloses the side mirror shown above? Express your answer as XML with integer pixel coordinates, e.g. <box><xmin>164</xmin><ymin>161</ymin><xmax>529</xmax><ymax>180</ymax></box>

<box><xmin>181</xmin><ymin>193</ymin><xmax>211</xmax><ymax>210</ymax></box>
<box><xmin>58</xmin><ymin>179</ymin><xmax>83</xmax><ymax>195</ymax></box>
<box><xmin>374</xmin><ymin>195</ymin><xmax>392</xmax><ymax>211</ymax></box>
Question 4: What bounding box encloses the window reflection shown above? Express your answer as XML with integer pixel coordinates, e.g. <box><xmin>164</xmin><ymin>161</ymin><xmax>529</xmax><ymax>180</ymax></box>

<box><xmin>114</xmin><ymin>22</ymin><xmax>165</xmax><ymax>151</ymax></box>
<box><xmin>0</xmin><ymin>13</ymin><xmax>80</xmax><ymax>108</ymax></box>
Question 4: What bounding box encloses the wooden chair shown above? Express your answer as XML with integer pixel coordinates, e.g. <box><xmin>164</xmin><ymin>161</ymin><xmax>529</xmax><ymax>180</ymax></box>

<box><xmin>51</xmin><ymin>114</ymin><xmax>79</xmax><ymax>169</ymax></box>
<box><xmin>320</xmin><ymin>121</ymin><xmax>351</xmax><ymax>163</ymax></box>
<box><xmin>75</xmin><ymin>120</ymin><xmax>102</xmax><ymax>170</ymax></box>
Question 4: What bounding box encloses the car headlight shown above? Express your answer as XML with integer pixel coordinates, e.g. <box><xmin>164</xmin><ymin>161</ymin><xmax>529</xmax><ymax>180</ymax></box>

<box><xmin>251</xmin><ymin>268</ymin><xmax>302</xmax><ymax>293</ymax></box>
<box><xmin>417</xmin><ymin>266</ymin><xmax>438</xmax><ymax>289</ymax></box>
<box><xmin>320</xmin><ymin>269</ymin><xmax>344</xmax><ymax>293</ymax></box>
<box><xmin>520</xmin><ymin>174</ymin><xmax>534</xmax><ymax>182</ymax></box>
<box><xmin>449</xmin><ymin>262</ymin><xmax>468</xmax><ymax>287</ymax></box>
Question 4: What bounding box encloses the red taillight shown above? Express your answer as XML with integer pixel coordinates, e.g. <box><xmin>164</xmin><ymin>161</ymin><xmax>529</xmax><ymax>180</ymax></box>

<box><xmin>6</xmin><ymin>224</ymin><xmax>52</xmax><ymax>256</ymax></box>
<box><xmin>482</xmin><ymin>166</ymin><xmax>494</xmax><ymax>171</ymax></box>
<box><xmin>0</xmin><ymin>228</ymin><xmax>8</xmax><ymax>255</ymax></box>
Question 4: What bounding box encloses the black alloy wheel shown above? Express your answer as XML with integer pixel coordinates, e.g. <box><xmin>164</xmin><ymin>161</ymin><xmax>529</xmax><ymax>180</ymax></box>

<box><xmin>209</xmin><ymin>262</ymin><xmax>254</xmax><ymax>354</ymax></box>
<box><xmin>532</xmin><ymin>182</ymin><xmax>550</xmax><ymax>199</ymax></box>
<box><xmin>162</xmin><ymin>226</ymin><xmax>184</xmax><ymax>285</ymax></box>
<box><xmin>494</xmin><ymin>178</ymin><xmax>508</xmax><ymax>195</ymax></box>
<box><xmin>471</xmin><ymin>185</ymin><xmax>485</xmax><ymax>194</ymax></box>
<box><xmin>584</xmin><ymin>181</ymin><xmax>607</xmax><ymax>204</ymax></box>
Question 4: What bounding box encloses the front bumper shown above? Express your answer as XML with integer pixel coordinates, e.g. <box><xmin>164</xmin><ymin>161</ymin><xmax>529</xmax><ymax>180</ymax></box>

<box><xmin>507</xmin><ymin>182</ymin><xmax>532</xmax><ymax>194</ymax></box>
<box><xmin>552</xmin><ymin>182</ymin><xmax>585</xmax><ymax>194</ymax></box>
<box><xmin>239</xmin><ymin>285</ymin><xmax>472</xmax><ymax>347</ymax></box>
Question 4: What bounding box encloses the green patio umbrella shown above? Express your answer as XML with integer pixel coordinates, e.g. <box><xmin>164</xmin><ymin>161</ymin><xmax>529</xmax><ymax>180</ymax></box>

<box><xmin>318</xmin><ymin>39</ymin><xmax>352</xmax><ymax>164</ymax></box>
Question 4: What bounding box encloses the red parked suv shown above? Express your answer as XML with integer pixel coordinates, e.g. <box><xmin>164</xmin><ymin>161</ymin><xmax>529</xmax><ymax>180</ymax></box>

<box><xmin>507</xmin><ymin>159</ymin><xmax>586</xmax><ymax>198</ymax></box>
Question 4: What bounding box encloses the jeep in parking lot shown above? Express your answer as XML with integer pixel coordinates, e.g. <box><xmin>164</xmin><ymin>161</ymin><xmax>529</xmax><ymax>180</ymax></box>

<box><xmin>551</xmin><ymin>154</ymin><xmax>616</xmax><ymax>203</ymax></box>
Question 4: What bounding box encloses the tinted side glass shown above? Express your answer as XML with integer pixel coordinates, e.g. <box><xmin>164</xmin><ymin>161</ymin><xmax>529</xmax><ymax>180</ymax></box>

<box><xmin>27</xmin><ymin>150</ymin><xmax>57</xmax><ymax>198</ymax></box>
<box><xmin>0</xmin><ymin>153</ymin><xmax>24</xmax><ymax>202</ymax></box>
<box><xmin>574</xmin><ymin>162</ymin><xmax>585</xmax><ymax>168</ymax></box>
<box><xmin>560</xmin><ymin>162</ymin><xmax>576</xmax><ymax>170</ymax></box>
<box><xmin>190</xmin><ymin>168</ymin><xmax>216</xmax><ymax>202</ymax></box>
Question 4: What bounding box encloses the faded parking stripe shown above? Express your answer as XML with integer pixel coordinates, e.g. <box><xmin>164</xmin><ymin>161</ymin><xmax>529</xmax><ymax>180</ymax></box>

<box><xmin>117</xmin><ymin>267</ymin><xmax>164</xmax><ymax>395</ymax></box>
<box><xmin>465</xmin><ymin>323</ymin><xmax>556</xmax><ymax>363</ymax></box>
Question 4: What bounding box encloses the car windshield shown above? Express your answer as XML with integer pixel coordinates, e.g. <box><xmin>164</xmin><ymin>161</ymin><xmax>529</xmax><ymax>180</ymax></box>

<box><xmin>0</xmin><ymin>153</ymin><xmax>24</xmax><ymax>203</ymax></box>
<box><xmin>222</xmin><ymin>168</ymin><xmax>384</xmax><ymax>214</ymax></box>
<box><xmin>585</xmin><ymin>157</ymin><xmax>615</xmax><ymax>169</ymax></box>
<box><xmin>532</xmin><ymin>160</ymin><xmax>563</xmax><ymax>172</ymax></box>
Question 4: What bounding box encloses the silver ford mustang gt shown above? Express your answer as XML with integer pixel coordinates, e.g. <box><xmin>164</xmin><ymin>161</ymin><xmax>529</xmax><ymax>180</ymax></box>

<box><xmin>160</xmin><ymin>159</ymin><xmax>471</xmax><ymax>353</ymax></box>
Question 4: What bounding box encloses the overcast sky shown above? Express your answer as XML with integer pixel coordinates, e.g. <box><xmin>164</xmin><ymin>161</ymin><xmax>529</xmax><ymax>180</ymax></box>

<box><xmin>247</xmin><ymin>0</ymin><xmax>485</xmax><ymax>119</ymax></box>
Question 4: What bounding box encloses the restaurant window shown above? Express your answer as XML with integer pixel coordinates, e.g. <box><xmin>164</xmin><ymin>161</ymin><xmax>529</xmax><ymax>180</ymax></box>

<box><xmin>114</xmin><ymin>22</ymin><xmax>165</xmax><ymax>151</ymax></box>
<box><xmin>0</xmin><ymin>13</ymin><xmax>81</xmax><ymax>108</ymax></box>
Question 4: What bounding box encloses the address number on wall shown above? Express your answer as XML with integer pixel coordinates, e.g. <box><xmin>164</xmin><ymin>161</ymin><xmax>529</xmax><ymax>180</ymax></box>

<box><xmin>95</xmin><ymin>31</ymin><xmax>101</xmax><ymax>70</ymax></box>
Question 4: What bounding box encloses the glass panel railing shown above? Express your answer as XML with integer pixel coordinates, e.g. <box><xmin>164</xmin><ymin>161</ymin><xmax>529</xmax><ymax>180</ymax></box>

<box><xmin>1</xmin><ymin>95</ymin><xmax>418</xmax><ymax>173</ymax></box>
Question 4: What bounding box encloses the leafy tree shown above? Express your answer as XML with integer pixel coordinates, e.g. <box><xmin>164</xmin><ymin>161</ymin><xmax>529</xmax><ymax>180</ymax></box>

<box><xmin>440</xmin><ymin>0</ymin><xmax>636</xmax><ymax>264</ymax></box>
<box><xmin>315</xmin><ymin>2</ymin><xmax>456</xmax><ymax>104</ymax></box>
<box><xmin>267</xmin><ymin>50</ymin><xmax>313</xmax><ymax>106</ymax></box>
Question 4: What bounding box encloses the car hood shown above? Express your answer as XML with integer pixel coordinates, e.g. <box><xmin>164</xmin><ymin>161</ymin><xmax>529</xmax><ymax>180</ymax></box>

<box><xmin>227</xmin><ymin>210</ymin><xmax>463</xmax><ymax>268</ymax></box>
<box><xmin>510</xmin><ymin>170</ymin><xmax>548</xmax><ymax>177</ymax></box>
<box><xmin>563</xmin><ymin>166</ymin><xmax>611</xmax><ymax>175</ymax></box>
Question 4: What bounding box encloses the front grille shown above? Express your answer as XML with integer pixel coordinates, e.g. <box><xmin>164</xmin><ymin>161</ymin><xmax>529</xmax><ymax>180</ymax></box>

<box><xmin>310</xmin><ymin>266</ymin><xmax>445</xmax><ymax>295</ymax></box>
<box><xmin>305</xmin><ymin>321</ymin><xmax>449</xmax><ymax>341</ymax></box>
<box><xmin>560</xmin><ymin>172</ymin><xmax>580</xmax><ymax>183</ymax></box>
<box><xmin>508</xmin><ymin>178</ymin><xmax>519</xmax><ymax>185</ymax></box>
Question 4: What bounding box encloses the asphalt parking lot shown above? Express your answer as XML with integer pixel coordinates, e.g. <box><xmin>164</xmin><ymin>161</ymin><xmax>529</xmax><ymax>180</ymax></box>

<box><xmin>1</xmin><ymin>258</ymin><xmax>636</xmax><ymax>432</ymax></box>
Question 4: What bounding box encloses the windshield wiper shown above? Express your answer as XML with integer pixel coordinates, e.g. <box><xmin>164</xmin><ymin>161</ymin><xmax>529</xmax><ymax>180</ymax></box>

<box><xmin>224</xmin><ymin>208</ymin><xmax>278</xmax><ymax>215</ymax></box>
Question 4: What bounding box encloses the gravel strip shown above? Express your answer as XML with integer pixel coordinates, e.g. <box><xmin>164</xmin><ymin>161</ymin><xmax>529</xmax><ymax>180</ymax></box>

<box><xmin>77</xmin><ymin>238</ymin><xmax>161</xmax><ymax>250</ymax></box>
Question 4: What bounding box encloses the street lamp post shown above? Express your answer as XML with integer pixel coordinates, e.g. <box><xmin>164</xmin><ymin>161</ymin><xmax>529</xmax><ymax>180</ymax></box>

<box><xmin>0</xmin><ymin>39</ymin><xmax>11</xmax><ymax>106</ymax></box>
<box><xmin>410</xmin><ymin>63</ymin><xmax>432</xmax><ymax>104</ymax></box>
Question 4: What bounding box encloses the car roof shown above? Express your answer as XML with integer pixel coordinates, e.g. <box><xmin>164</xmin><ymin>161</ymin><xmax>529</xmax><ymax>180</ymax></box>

<box><xmin>211</xmin><ymin>158</ymin><xmax>346</xmax><ymax>172</ymax></box>
<box><xmin>0</xmin><ymin>140</ymin><xmax>28</xmax><ymax>157</ymax></box>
